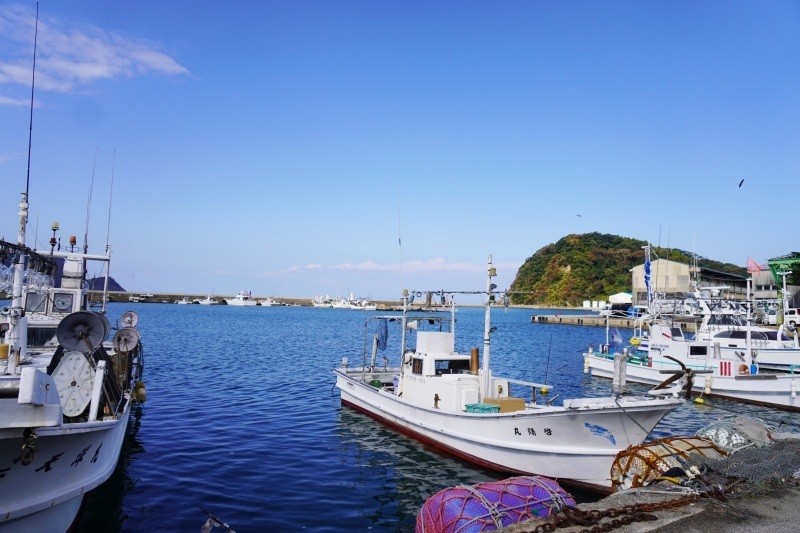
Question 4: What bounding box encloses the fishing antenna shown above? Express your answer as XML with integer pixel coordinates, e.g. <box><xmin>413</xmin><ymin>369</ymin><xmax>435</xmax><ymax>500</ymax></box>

<box><xmin>100</xmin><ymin>150</ymin><xmax>116</xmax><ymax>313</ymax></box>
<box><xmin>25</xmin><ymin>3</ymin><xmax>39</xmax><ymax>197</ymax></box>
<box><xmin>84</xmin><ymin>147</ymin><xmax>98</xmax><ymax>253</ymax></box>
<box><xmin>105</xmin><ymin>150</ymin><xmax>116</xmax><ymax>253</ymax></box>
<box><xmin>398</xmin><ymin>191</ymin><xmax>403</xmax><ymax>292</ymax></box>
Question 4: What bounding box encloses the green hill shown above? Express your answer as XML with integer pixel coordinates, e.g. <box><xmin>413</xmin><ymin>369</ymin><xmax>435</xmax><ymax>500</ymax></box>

<box><xmin>508</xmin><ymin>232</ymin><xmax>746</xmax><ymax>306</ymax></box>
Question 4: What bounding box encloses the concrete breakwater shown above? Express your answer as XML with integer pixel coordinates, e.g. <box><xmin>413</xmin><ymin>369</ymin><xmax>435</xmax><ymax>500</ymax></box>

<box><xmin>531</xmin><ymin>313</ymin><xmax>698</xmax><ymax>332</ymax></box>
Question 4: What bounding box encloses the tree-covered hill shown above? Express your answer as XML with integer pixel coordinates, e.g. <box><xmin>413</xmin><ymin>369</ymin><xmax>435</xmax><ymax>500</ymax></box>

<box><xmin>509</xmin><ymin>232</ymin><xmax>746</xmax><ymax>306</ymax></box>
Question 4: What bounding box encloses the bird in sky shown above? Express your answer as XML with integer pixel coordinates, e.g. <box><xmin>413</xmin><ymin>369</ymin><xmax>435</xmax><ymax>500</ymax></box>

<box><xmin>738</xmin><ymin>179</ymin><xmax>745</xmax><ymax>188</ymax></box>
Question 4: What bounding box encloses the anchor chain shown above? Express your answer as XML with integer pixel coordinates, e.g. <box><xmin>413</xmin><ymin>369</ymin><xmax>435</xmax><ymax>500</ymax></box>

<box><xmin>526</xmin><ymin>494</ymin><xmax>701</xmax><ymax>533</ymax></box>
<box><xmin>20</xmin><ymin>428</ymin><xmax>38</xmax><ymax>466</ymax></box>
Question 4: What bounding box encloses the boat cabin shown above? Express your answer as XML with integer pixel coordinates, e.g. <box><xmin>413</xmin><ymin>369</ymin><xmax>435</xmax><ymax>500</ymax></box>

<box><xmin>399</xmin><ymin>330</ymin><xmax>514</xmax><ymax>412</ymax></box>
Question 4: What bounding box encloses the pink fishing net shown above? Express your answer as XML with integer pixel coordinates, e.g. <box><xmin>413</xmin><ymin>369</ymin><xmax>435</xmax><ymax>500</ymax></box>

<box><xmin>415</xmin><ymin>475</ymin><xmax>575</xmax><ymax>533</ymax></box>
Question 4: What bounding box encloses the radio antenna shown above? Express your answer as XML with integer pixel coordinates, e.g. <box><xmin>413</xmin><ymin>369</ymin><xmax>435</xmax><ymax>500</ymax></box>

<box><xmin>24</xmin><ymin>3</ymin><xmax>39</xmax><ymax>196</ymax></box>
<box><xmin>84</xmin><ymin>147</ymin><xmax>98</xmax><ymax>253</ymax></box>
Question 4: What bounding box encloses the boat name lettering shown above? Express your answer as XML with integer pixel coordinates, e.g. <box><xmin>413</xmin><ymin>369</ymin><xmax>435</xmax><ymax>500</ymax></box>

<box><xmin>71</xmin><ymin>445</ymin><xmax>92</xmax><ymax>467</ymax></box>
<box><xmin>35</xmin><ymin>452</ymin><xmax>64</xmax><ymax>473</ymax></box>
<box><xmin>513</xmin><ymin>427</ymin><xmax>553</xmax><ymax>437</ymax></box>
<box><xmin>91</xmin><ymin>442</ymin><xmax>102</xmax><ymax>463</ymax></box>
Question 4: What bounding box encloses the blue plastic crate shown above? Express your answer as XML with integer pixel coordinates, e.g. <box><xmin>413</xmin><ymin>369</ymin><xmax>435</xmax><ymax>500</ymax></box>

<box><xmin>465</xmin><ymin>403</ymin><xmax>500</xmax><ymax>413</ymax></box>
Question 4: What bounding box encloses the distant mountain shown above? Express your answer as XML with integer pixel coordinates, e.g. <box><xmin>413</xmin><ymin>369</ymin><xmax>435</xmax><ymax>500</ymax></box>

<box><xmin>509</xmin><ymin>232</ymin><xmax>746</xmax><ymax>306</ymax></box>
<box><xmin>87</xmin><ymin>277</ymin><xmax>126</xmax><ymax>292</ymax></box>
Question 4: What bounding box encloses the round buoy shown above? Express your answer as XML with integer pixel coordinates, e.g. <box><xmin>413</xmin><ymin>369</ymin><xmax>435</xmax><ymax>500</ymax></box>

<box><xmin>135</xmin><ymin>381</ymin><xmax>147</xmax><ymax>403</ymax></box>
<box><xmin>693</xmin><ymin>397</ymin><xmax>705</xmax><ymax>405</ymax></box>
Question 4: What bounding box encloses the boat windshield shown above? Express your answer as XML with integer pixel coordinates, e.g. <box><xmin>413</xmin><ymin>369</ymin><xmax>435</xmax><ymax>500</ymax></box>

<box><xmin>434</xmin><ymin>359</ymin><xmax>471</xmax><ymax>375</ymax></box>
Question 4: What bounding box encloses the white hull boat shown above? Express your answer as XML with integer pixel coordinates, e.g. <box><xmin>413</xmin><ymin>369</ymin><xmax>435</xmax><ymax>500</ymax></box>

<box><xmin>334</xmin><ymin>256</ymin><xmax>680</xmax><ymax>492</ymax></box>
<box><xmin>585</xmin><ymin>320</ymin><xmax>800</xmax><ymax>411</ymax></box>
<box><xmin>0</xmin><ymin>241</ymin><xmax>145</xmax><ymax>531</ymax></box>
<box><xmin>225</xmin><ymin>290</ymin><xmax>258</xmax><ymax>306</ymax></box>
<box><xmin>0</xmin><ymin>33</ymin><xmax>146</xmax><ymax>529</ymax></box>
<box><xmin>0</xmin><ymin>401</ymin><xmax>132</xmax><ymax>531</ymax></box>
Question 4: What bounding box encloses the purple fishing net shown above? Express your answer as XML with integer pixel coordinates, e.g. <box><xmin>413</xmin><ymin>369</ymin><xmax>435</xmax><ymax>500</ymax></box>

<box><xmin>416</xmin><ymin>475</ymin><xmax>575</xmax><ymax>533</ymax></box>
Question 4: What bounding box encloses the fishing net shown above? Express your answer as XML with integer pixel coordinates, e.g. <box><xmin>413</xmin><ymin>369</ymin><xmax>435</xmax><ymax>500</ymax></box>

<box><xmin>695</xmin><ymin>415</ymin><xmax>773</xmax><ymax>453</ymax></box>
<box><xmin>415</xmin><ymin>476</ymin><xmax>575</xmax><ymax>533</ymax></box>
<box><xmin>610</xmin><ymin>437</ymin><xmax>728</xmax><ymax>491</ymax></box>
<box><xmin>705</xmin><ymin>438</ymin><xmax>800</xmax><ymax>483</ymax></box>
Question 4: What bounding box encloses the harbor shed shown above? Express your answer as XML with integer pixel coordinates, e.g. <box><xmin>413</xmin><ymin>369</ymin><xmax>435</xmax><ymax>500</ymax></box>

<box><xmin>608</xmin><ymin>292</ymin><xmax>632</xmax><ymax>304</ymax></box>
<box><xmin>630</xmin><ymin>259</ymin><xmax>747</xmax><ymax>306</ymax></box>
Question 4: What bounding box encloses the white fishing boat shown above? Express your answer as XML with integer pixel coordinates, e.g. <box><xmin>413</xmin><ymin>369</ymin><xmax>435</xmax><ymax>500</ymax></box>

<box><xmin>687</xmin><ymin>292</ymin><xmax>800</xmax><ymax>372</ymax></box>
<box><xmin>196</xmin><ymin>295</ymin><xmax>219</xmax><ymax>305</ymax></box>
<box><xmin>584</xmin><ymin>317</ymin><xmax>800</xmax><ymax>411</ymax></box>
<box><xmin>331</xmin><ymin>293</ymin><xmax>377</xmax><ymax>310</ymax></box>
<box><xmin>259</xmin><ymin>296</ymin><xmax>278</xmax><ymax>307</ymax></box>
<box><xmin>0</xmin><ymin>241</ymin><xmax>146</xmax><ymax>531</ymax></box>
<box><xmin>334</xmin><ymin>256</ymin><xmax>681</xmax><ymax>492</ymax></box>
<box><xmin>0</xmin><ymin>22</ymin><xmax>146</xmax><ymax>529</ymax></box>
<box><xmin>311</xmin><ymin>295</ymin><xmax>333</xmax><ymax>308</ymax></box>
<box><xmin>175</xmin><ymin>297</ymin><xmax>191</xmax><ymax>305</ymax></box>
<box><xmin>224</xmin><ymin>290</ymin><xmax>258</xmax><ymax>306</ymax></box>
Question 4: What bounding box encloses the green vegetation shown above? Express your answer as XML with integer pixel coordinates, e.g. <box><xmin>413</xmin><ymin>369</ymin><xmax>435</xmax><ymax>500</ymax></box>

<box><xmin>508</xmin><ymin>232</ymin><xmax>746</xmax><ymax>306</ymax></box>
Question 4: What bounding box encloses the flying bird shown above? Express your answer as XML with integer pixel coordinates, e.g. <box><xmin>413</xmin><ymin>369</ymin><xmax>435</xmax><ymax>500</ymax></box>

<box><xmin>738</xmin><ymin>179</ymin><xmax>744</xmax><ymax>188</ymax></box>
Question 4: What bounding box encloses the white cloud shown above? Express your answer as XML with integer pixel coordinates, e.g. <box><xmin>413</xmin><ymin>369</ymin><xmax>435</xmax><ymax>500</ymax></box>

<box><xmin>0</xmin><ymin>4</ymin><xmax>190</xmax><ymax>98</ymax></box>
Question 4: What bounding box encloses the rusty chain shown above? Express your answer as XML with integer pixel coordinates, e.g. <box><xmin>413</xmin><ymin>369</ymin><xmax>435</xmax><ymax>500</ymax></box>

<box><xmin>525</xmin><ymin>493</ymin><xmax>701</xmax><ymax>533</ymax></box>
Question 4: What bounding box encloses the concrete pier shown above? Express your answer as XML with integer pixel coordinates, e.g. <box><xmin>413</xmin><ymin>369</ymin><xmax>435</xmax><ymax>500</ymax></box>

<box><xmin>530</xmin><ymin>313</ymin><xmax>698</xmax><ymax>332</ymax></box>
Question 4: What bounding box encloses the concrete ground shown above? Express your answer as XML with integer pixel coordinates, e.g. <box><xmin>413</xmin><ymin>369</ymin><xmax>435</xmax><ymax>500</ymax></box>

<box><xmin>501</xmin><ymin>479</ymin><xmax>800</xmax><ymax>533</ymax></box>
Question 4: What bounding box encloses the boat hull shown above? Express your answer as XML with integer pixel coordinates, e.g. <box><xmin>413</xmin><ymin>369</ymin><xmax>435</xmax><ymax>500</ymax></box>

<box><xmin>586</xmin><ymin>353</ymin><xmax>800</xmax><ymax>411</ymax></box>
<box><xmin>0</xmin><ymin>402</ymin><xmax>131</xmax><ymax>531</ymax></box>
<box><xmin>335</xmin><ymin>370</ymin><xmax>678</xmax><ymax>492</ymax></box>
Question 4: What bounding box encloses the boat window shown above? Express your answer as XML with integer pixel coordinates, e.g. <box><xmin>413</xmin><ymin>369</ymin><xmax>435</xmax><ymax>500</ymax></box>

<box><xmin>434</xmin><ymin>359</ymin><xmax>470</xmax><ymax>375</ymax></box>
<box><xmin>411</xmin><ymin>358</ymin><xmax>423</xmax><ymax>375</ymax></box>
<box><xmin>670</xmin><ymin>327</ymin><xmax>684</xmax><ymax>340</ymax></box>
<box><xmin>24</xmin><ymin>292</ymin><xmax>46</xmax><ymax>313</ymax></box>
<box><xmin>689</xmin><ymin>345</ymin><xmax>708</xmax><ymax>356</ymax></box>
<box><xmin>27</xmin><ymin>327</ymin><xmax>57</xmax><ymax>348</ymax></box>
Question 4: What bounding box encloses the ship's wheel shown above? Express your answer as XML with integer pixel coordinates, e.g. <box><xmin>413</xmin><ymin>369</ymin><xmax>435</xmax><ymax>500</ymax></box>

<box><xmin>52</xmin><ymin>351</ymin><xmax>95</xmax><ymax>417</ymax></box>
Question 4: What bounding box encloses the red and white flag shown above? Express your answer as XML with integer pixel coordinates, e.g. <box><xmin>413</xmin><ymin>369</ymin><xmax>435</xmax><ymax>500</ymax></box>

<box><xmin>747</xmin><ymin>257</ymin><xmax>762</xmax><ymax>273</ymax></box>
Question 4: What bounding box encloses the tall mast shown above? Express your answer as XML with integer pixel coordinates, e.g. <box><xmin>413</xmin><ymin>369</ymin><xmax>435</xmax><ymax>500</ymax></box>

<box><xmin>481</xmin><ymin>255</ymin><xmax>496</xmax><ymax>400</ymax></box>
<box><xmin>9</xmin><ymin>4</ymin><xmax>40</xmax><ymax>373</ymax></box>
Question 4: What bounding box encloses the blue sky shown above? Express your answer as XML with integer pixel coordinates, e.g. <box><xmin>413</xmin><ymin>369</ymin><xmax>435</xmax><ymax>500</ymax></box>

<box><xmin>1</xmin><ymin>2</ymin><xmax>798</xmax><ymax>301</ymax></box>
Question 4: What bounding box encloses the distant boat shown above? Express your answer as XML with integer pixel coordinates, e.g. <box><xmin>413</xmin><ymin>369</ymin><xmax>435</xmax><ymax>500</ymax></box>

<box><xmin>311</xmin><ymin>295</ymin><xmax>333</xmax><ymax>308</ymax></box>
<box><xmin>225</xmin><ymin>290</ymin><xmax>258</xmax><ymax>307</ymax></box>
<box><xmin>331</xmin><ymin>292</ymin><xmax>377</xmax><ymax>310</ymax></box>
<box><xmin>260</xmin><ymin>296</ymin><xmax>278</xmax><ymax>306</ymax></box>
<box><xmin>175</xmin><ymin>297</ymin><xmax>191</xmax><ymax>304</ymax></box>
<box><xmin>196</xmin><ymin>295</ymin><xmax>219</xmax><ymax>305</ymax></box>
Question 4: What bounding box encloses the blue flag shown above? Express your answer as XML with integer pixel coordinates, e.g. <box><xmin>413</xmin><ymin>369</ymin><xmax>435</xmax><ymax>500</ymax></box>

<box><xmin>611</xmin><ymin>328</ymin><xmax>623</xmax><ymax>346</ymax></box>
<box><xmin>376</xmin><ymin>319</ymin><xmax>388</xmax><ymax>351</ymax></box>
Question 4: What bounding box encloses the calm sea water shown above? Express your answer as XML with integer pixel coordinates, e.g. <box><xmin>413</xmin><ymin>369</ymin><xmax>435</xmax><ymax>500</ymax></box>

<box><xmin>72</xmin><ymin>304</ymin><xmax>800</xmax><ymax>532</ymax></box>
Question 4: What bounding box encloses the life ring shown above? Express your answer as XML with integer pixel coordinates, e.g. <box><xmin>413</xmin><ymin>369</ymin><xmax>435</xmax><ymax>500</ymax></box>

<box><xmin>738</xmin><ymin>364</ymin><xmax>750</xmax><ymax>376</ymax></box>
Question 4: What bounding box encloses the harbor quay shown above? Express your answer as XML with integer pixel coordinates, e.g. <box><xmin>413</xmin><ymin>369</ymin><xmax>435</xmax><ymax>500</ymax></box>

<box><xmin>531</xmin><ymin>312</ymin><xmax>699</xmax><ymax>333</ymax></box>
